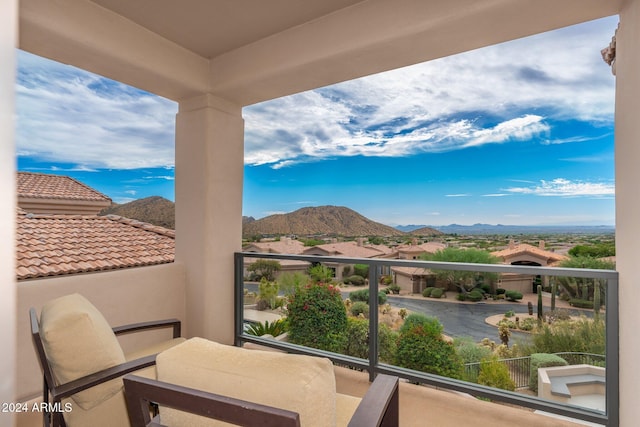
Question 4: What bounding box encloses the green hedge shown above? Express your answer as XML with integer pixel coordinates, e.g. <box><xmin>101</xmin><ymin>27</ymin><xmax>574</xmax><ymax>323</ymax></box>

<box><xmin>430</xmin><ymin>288</ymin><xmax>444</xmax><ymax>298</ymax></box>
<box><xmin>350</xmin><ymin>301</ymin><xmax>369</xmax><ymax>318</ymax></box>
<box><xmin>344</xmin><ymin>275</ymin><xmax>366</xmax><ymax>286</ymax></box>
<box><xmin>466</xmin><ymin>290</ymin><xmax>483</xmax><ymax>302</ymax></box>
<box><xmin>349</xmin><ymin>289</ymin><xmax>388</xmax><ymax>305</ymax></box>
<box><xmin>529</xmin><ymin>353</ymin><xmax>568</xmax><ymax>392</ymax></box>
<box><xmin>422</xmin><ymin>287</ymin><xmax>435</xmax><ymax>297</ymax></box>
<box><xmin>505</xmin><ymin>290</ymin><xmax>523</xmax><ymax>301</ymax></box>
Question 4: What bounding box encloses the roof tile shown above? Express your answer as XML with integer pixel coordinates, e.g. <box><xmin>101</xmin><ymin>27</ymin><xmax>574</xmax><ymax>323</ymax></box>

<box><xmin>17</xmin><ymin>172</ymin><xmax>111</xmax><ymax>202</ymax></box>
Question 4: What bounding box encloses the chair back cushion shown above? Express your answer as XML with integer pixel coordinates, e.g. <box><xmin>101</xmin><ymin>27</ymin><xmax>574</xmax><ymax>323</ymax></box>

<box><xmin>156</xmin><ymin>338</ymin><xmax>337</xmax><ymax>427</ymax></box>
<box><xmin>39</xmin><ymin>293</ymin><xmax>126</xmax><ymax>410</ymax></box>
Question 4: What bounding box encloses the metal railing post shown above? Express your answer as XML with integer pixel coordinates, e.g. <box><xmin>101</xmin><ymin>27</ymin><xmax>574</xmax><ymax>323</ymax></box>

<box><xmin>368</xmin><ymin>261</ymin><xmax>380</xmax><ymax>382</ymax></box>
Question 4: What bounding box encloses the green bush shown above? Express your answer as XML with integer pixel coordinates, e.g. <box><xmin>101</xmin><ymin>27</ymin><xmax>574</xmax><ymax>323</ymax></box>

<box><xmin>531</xmin><ymin>317</ymin><xmax>605</xmax><ymax>355</ymax></box>
<box><xmin>287</xmin><ymin>283</ymin><xmax>347</xmax><ymax>353</ymax></box>
<box><xmin>257</xmin><ymin>278</ymin><xmax>280</xmax><ymax>310</ymax></box>
<box><xmin>344</xmin><ymin>275</ymin><xmax>366</xmax><ymax>286</ymax></box>
<box><xmin>518</xmin><ymin>317</ymin><xmax>536</xmax><ymax>331</ymax></box>
<box><xmin>505</xmin><ymin>290</ymin><xmax>523</xmax><ymax>301</ymax></box>
<box><xmin>477</xmin><ymin>357</ymin><xmax>516</xmax><ymax>391</ymax></box>
<box><xmin>349</xmin><ymin>289</ymin><xmax>388</xmax><ymax>304</ymax></box>
<box><xmin>343</xmin><ymin>317</ymin><xmax>369</xmax><ymax>359</ymax></box>
<box><xmin>353</xmin><ymin>264</ymin><xmax>369</xmax><ymax>278</ymax></box>
<box><xmin>308</xmin><ymin>264</ymin><xmax>335</xmax><ymax>283</ymax></box>
<box><xmin>342</xmin><ymin>318</ymin><xmax>399</xmax><ymax>363</ymax></box>
<box><xmin>504</xmin><ymin>310</ymin><xmax>515</xmax><ymax>318</ymax></box>
<box><xmin>395</xmin><ymin>314</ymin><xmax>463</xmax><ymax>379</ymax></box>
<box><xmin>245</xmin><ymin>319</ymin><xmax>287</xmax><ymax>337</ymax></box>
<box><xmin>350</xmin><ymin>301</ymin><xmax>370</xmax><ymax>318</ymax></box>
<box><xmin>466</xmin><ymin>290</ymin><xmax>483</xmax><ymax>302</ymax></box>
<box><xmin>456</xmin><ymin>293</ymin><xmax>466</xmax><ymax>301</ymax></box>
<box><xmin>378</xmin><ymin>323</ymin><xmax>398</xmax><ymax>364</ymax></box>
<box><xmin>387</xmin><ymin>284</ymin><xmax>401</xmax><ymax>294</ymax></box>
<box><xmin>454</xmin><ymin>337</ymin><xmax>493</xmax><ymax>365</ymax></box>
<box><xmin>430</xmin><ymin>288</ymin><xmax>444</xmax><ymax>298</ymax></box>
<box><xmin>529</xmin><ymin>353</ymin><xmax>568</xmax><ymax>392</ymax></box>
<box><xmin>497</xmin><ymin>319</ymin><xmax>516</xmax><ymax>329</ymax></box>
<box><xmin>381</xmin><ymin>275</ymin><xmax>393</xmax><ymax>286</ymax></box>
<box><xmin>496</xmin><ymin>288</ymin><xmax>506</xmax><ymax>295</ymax></box>
<box><xmin>422</xmin><ymin>287</ymin><xmax>435</xmax><ymax>297</ymax></box>
<box><xmin>569</xmin><ymin>299</ymin><xmax>594</xmax><ymax>309</ymax></box>
<box><xmin>479</xmin><ymin>283</ymin><xmax>491</xmax><ymax>294</ymax></box>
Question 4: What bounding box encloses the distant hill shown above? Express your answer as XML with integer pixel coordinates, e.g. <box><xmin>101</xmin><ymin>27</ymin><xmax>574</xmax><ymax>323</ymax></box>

<box><xmin>407</xmin><ymin>226</ymin><xmax>443</xmax><ymax>236</ymax></box>
<box><xmin>99</xmin><ymin>196</ymin><xmax>175</xmax><ymax>229</ymax></box>
<box><xmin>243</xmin><ymin>206</ymin><xmax>406</xmax><ymax>237</ymax></box>
<box><xmin>433</xmin><ymin>223</ymin><xmax>615</xmax><ymax>235</ymax></box>
<box><xmin>243</xmin><ymin>216</ymin><xmax>256</xmax><ymax>225</ymax></box>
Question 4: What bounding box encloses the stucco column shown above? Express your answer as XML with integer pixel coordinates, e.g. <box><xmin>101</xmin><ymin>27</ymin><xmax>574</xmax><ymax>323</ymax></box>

<box><xmin>1</xmin><ymin>0</ymin><xmax>17</xmax><ymax>422</ymax></box>
<box><xmin>175</xmin><ymin>93</ymin><xmax>244</xmax><ymax>344</ymax></box>
<box><xmin>615</xmin><ymin>1</ymin><xmax>640</xmax><ymax>425</ymax></box>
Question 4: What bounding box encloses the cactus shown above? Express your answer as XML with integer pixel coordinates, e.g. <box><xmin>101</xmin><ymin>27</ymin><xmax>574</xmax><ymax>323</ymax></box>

<box><xmin>527</xmin><ymin>301</ymin><xmax>533</xmax><ymax>316</ymax></box>
<box><xmin>537</xmin><ymin>285</ymin><xmax>543</xmax><ymax>320</ymax></box>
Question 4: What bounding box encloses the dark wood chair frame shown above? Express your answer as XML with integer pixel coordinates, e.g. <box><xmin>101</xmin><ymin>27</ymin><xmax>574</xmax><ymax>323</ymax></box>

<box><xmin>123</xmin><ymin>372</ymin><xmax>399</xmax><ymax>427</ymax></box>
<box><xmin>29</xmin><ymin>307</ymin><xmax>182</xmax><ymax>427</ymax></box>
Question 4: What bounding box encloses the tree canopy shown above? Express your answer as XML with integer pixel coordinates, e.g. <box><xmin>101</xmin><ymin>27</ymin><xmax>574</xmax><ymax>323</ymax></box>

<box><xmin>420</xmin><ymin>247</ymin><xmax>500</xmax><ymax>292</ymax></box>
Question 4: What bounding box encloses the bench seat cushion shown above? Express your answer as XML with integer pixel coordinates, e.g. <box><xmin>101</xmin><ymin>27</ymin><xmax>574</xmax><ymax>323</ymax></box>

<box><xmin>156</xmin><ymin>338</ymin><xmax>337</xmax><ymax>427</ymax></box>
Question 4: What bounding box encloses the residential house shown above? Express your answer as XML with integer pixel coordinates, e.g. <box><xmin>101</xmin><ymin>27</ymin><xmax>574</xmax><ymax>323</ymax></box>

<box><xmin>492</xmin><ymin>241</ymin><xmax>569</xmax><ymax>294</ymax></box>
<box><xmin>242</xmin><ymin>237</ymin><xmax>310</xmax><ymax>279</ymax></box>
<box><xmin>4</xmin><ymin>1</ymin><xmax>637</xmax><ymax>426</ymax></box>
<box><xmin>302</xmin><ymin>240</ymin><xmax>389</xmax><ymax>282</ymax></box>
<box><xmin>388</xmin><ymin>241</ymin><xmax>447</xmax><ymax>293</ymax></box>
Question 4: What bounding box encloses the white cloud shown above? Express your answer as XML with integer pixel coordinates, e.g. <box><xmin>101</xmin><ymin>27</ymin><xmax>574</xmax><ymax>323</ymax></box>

<box><xmin>503</xmin><ymin>178</ymin><xmax>615</xmax><ymax>197</ymax></box>
<box><xmin>244</xmin><ymin>16</ymin><xmax>616</xmax><ymax>168</ymax></box>
<box><xmin>16</xmin><ymin>51</ymin><xmax>177</xmax><ymax>170</ymax></box>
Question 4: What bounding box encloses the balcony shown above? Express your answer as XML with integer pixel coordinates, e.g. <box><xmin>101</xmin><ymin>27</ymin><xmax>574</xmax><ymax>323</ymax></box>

<box><xmin>5</xmin><ymin>1</ymin><xmax>640</xmax><ymax>426</ymax></box>
<box><xmin>16</xmin><ymin>255</ymin><xmax>617</xmax><ymax>426</ymax></box>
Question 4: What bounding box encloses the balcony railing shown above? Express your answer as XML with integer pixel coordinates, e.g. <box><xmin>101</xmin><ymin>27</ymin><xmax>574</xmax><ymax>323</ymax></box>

<box><xmin>234</xmin><ymin>252</ymin><xmax>618</xmax><ymax>426</ymax></box>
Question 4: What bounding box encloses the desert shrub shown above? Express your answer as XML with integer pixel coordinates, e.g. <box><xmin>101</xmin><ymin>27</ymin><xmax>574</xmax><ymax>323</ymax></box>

<box><xmin>350</xmin><ymin>301</ymin><xmax>370</xmax><ymax>318</ymax></box>
<box><xmin>245</xmin><ymin>319</ymin><xmax>287</xmax><ymax>337</ymax></box>
<box><xmin>308</xmin><ymin>264</ymin><xmax>335</xmax><ymax>283</ymax></box>
<box><xmin>477</xmin><ymin>357</ymin><xmax>516</xmax><ymax>391</ymax></box>
<box><xmin>343</xmin><ymin>317</ymin><xmax>369</xmax><ymax>358</ymax></box>
<box><xmin>479</xmin><ymin>283</ymin><xmax>491</xmax><ymax>294</ymax></box>
<box><xmin>466</xmin><ymin>290</ymin><xmax>483</xmax><ymax>302</ymax></box>
<box><xmin>349</xmin><ymin>289</ymin><xmax>388</xmax><ymax>305</ymax></box>
<box><xmin>387</xmin><ymin>284</ymin><xmax>401</xmax><ymax>294</ymax></box>
<box><xmin>456</xmin><ymin>293</ymin><xmax>466</xmax><ymax>301</ymax></box>
<box><xmin>247</xmin><ymin>259</ymin><xmax>281</xmax><ymax>281</ymax></box>
<box><xmin>430</xmin><ymin>288</ymin><xmax>444</xmax><ymax>298</ymax></box>
<box><xmin>277</xmin><ymin>272</ymin><xmax>309</xmax><ymax>297</ymax></box>
<box><xmin>497</xmin><ymin>319</ymin><xmax>516</xmax><ymax>329</ymax></box>
<box><xmin>342</xmin><ymin>265</ymin><xmax>352</xmax><ymax>276</ymax></box>
<box><xmin>454</xmin><ymin>337</ymin><xmax>493</xmax><ymax>365</ymax></box>
<box><xmin>381</xmin><ymin>275</ymin><xmax>393</xmax><ymax>286</ymax></box>
<box><xmin>396</xmin><ymin>314</ymin><xmax>463</xmax><ymax>379</ymax></box>
<box><xmin>496</xmin><ymin>288</ymin><xmax>506</xmax><ymax>295</ymax></box>
<box><xmin>531</xmin><ymin>317</ymin><xmax>605</xmax><ymax>355</ymax></box>
<box><xmin>257</xmin><ymin>279</ymin><xmax>280</xmax><ymax>310</ymax></box>
<box><xmin>569</xmin><ymin>299</ymin><xmax>594</xmax><ymax>309</ymax></box>
<box><xmin>529</xmin><ymin>353</ymin><xmax>568</xmax><ymax>392</ymax></box>
<box><xmin>504</xmin><ymin>310</ymin><xmax>515</xmax><ymax>318</ymax></box>
<box><xmin>287</xmin><ymin>283</ymin><xmax>347</xmax><ymax>353</ymax></box>
<box><xmin>353</xmin><ymin>264</ymin><xmax>369</xmax><ymax>278</ymax></box>
<box><xmin>422</xmin><ymin>287</ymin><xmax>435</xmax><ymax>297</ymax></box>
<box><xmin>518</xmin><ymin>318</ymin><xmax>536</xmax><ymax>331</ymax></box>
<box><xmin>378</xmin><ymin>323</ymin><xmax>398</xmax><ymax>363</ymax></box>
<box><xmin>344</xmin><ymin>275</ymin><xmax>366</xmax><ymax>286</ymax></box>
<box><xmin>505</xmin><ymin>290</ymin><xmax>523</xmax><ymax>301</ymax></box>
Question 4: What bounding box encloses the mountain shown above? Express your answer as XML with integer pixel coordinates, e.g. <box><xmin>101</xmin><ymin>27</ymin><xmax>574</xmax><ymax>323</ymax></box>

<box><xmin>407</xmin><ymin>226</ymin><xmax>443</xmax><ymax>236</ymax></box>
<box><xmin>432</xmin><ymin>223</ymin><xmax>615</xmax><ymax>235</ymax></box>
<box><xmin>243</xmin><ymin>206</ymin><xmax>406</xmax><ymax>237</ymax></box>
<box><xmin>99</xmin><ymin>196</ymin><xmax>175</xmax><ymax>229</ymax></box>
<box><xmin>395</xmin><ymin>224</ymin><xmax>427</xmax><ymax>232</ymax></box>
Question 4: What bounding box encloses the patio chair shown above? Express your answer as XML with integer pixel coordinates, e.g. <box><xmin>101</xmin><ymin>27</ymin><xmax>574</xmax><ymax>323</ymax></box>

<box><xmin>123</xmin><ymin>337</ymin><xmax>399</xmax><ymax>427</ymax></box>
<box><xmin>30</xmin><ymin>293</ymin><xmax>185</xmax><ymax>427</ymax></box>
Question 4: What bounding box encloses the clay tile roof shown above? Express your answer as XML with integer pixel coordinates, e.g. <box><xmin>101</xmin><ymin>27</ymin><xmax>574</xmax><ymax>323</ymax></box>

<box><xmin>302</xmin><ymin>241</ymin><xmax>386</xmax><ymax>258</ymax></box>
<box><xmin>16</xmin><ymin>210</ymin><xmax>174</xmax><ymax>280</ymax></box>
<box><xmin>491</xmin><ymin>243</ymin><xmax>567</xmax><ymax>264</ymax></box>
<box><xmin>17</xmin><ymin>172</ymin><xmax>111</xmax><ymax>202</ymax></box>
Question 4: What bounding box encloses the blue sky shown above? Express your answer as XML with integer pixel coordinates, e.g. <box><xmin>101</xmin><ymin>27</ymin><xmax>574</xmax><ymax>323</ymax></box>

<box><xmin>16</xmin><ymin>16</ymin><xmax>617</xmax><ymax>226</ymax></box>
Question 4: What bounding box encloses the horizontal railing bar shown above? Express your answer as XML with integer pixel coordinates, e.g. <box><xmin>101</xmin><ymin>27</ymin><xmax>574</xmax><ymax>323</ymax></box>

<box><xmin>238</xmin><ymin>251</ymin><xmax>618</xmax><ymax>279</ymax></box>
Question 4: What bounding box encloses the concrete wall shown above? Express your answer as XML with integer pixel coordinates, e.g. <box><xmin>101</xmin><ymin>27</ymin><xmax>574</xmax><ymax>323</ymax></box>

<box><xmin>16</xmin><ymin>263</ymin><xmax>187</xmax><ymax>400</ymax></box>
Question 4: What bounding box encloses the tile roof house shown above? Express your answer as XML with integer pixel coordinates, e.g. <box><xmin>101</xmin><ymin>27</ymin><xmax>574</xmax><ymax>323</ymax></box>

<box><xmin>491</xmin><ymin>240</ymin><xmax>568</xmax><ymax>267</ymax></box>
<box><xmin>15</xmin><ymin>173</ymin><xmax>175</xmax><ymax>280</ymax></box>
<box><xmin>17</xmin><ymin>172</ymin><xmax>112</xmax><ymax>215</ymax></box>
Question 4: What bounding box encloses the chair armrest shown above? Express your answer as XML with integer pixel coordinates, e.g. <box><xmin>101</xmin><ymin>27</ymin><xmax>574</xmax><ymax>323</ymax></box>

<box><xmin>113</xmin><ymin>318</ymin><xmax>181</xmax><ymax>339</ymax></box>
<box><xmin>123</xmin><ymin>375</ymin><xmax>301</xmax><ymax>427</ymax></box>
<box><xmin>52</xmin><ymin>355</ymin><xmax>157</xmax><ymax>401</ymax></box>
<box><xmin>348</xmin><ymin>374</ymin><xmax>399</xmax><ymax>427</ymax></box>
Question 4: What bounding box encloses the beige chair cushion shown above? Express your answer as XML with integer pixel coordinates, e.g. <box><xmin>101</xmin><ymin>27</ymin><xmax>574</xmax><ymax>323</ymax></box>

<box><xmin>156</xmin><ymin>337</ymin><xmax>337</xmax><ymax>427</ymax></box>
<box><xmin>39</xmin><ymin>293</ymin><xmax>126</xmax><ymax>410</ymax></box>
